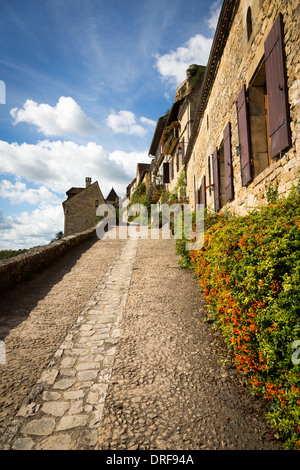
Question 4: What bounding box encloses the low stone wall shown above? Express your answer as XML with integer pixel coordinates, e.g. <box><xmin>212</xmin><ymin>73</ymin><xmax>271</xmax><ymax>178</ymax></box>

<box><xmin>0</xmin><ymin>228</ymin><xmax>97</xmax><ymax>292</ymax></box>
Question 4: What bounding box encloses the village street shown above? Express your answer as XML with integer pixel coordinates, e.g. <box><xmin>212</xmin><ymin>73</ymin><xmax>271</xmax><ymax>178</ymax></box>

<box><xmin>0</xmin><ymin>235</ymin><xmax>283</xmax><ymax>451</ymax></box>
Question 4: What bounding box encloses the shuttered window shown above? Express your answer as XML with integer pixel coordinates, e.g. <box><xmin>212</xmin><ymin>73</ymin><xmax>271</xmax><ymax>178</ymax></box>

<box><xmin>264</xmin><ymin>13</ymin><xmax>291</xmax><ymax>158</ymax></box>
<box><xmin>163</xmin><ymin>162</ymin><xmax>170</xmax><ymax>184</ymax></box>
<box><xmin>237</xmin><ymin>84</ymin><xmax>252</xmax><ymax>186</ymax></box>
<box><xmin>223</xmin><ymin>122</ymin><xmax>234</xmax><ymax>201</ymax></box>
<box><xmin>201</xmin><ymin>175</ymin><xmax>206</xmax><ymax>208</ymax></box>
<box><xmin>212</xmin><ymin>148</ymin><xmax>221</xmax><ymax>212</ymax></box>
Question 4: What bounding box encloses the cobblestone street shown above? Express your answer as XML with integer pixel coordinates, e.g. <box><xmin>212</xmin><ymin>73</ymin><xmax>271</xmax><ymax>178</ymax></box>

<box><xmin>0</xmin><ymin>236</ymin><xmax>283</xmax><ymax>450</ymax></box>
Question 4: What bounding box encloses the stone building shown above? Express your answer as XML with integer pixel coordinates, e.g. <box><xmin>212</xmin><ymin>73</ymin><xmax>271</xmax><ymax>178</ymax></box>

<box><xmin>184</xmin><ymin>0</ymin><xmax>300</xmax><ymax>213</ymax></box>
<box><xmin>62</xmin><ymin>177</ymin><xmax>105</xmax><ymax>236</ymax></box>
<box><xmin>105</xmin><ymin>187</ymin><xmax>119</xmax><ymax>208</ymax></box>
<box><xmin>147</xmin><ymin>66</ymin><xmax>205</xmax><ymax>201</ymax></box>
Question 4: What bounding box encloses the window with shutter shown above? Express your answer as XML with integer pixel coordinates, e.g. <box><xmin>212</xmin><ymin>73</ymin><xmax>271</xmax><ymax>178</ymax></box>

<box><xmin>236</xmin><ymin>84</ymin><xmax>252</xmax><ymax>186</ymax></box>
<box><xmin>212</xmin><ymin>148</ymin><xmax>221</xmax><ymax>212</ymax></box>
<box><xmin>163</xmin><ymin>162</ymin><xmax>170</xmax><ymax>184</ymax></box>
<box><xmin>264</xmin><ymin>13</ymin><xmax>291</xmax><ymax>158</ymax></box>
<box><xmin>200</xmin><ymin>175</ymin><xmax>206</xmax><ymax>208</ymax></box>
<box><xmin>223</xmin><ymin>122</ymin><xmax>234</xmax><ymax>201</ymax></box>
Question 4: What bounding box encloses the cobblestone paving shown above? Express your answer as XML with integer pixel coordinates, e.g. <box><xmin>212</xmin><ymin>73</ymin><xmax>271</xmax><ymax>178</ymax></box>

<box><xmin>0</xmin><ymin>239</ymin><xmax>137</xmax><ymax>450</ymax></box>
<box><xmin>0</xmin><ymin>236</ymin><xmax>283</xmax><ymax>450</ymax></box>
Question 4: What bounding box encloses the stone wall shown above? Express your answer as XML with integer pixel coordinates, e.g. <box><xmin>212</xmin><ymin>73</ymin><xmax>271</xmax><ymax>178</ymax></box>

<box><xmin>63</xmin><ymin>182</ymin><xmax>105</xmax><ymax>237</ymax></box>
<box><xmin>0</xmin><ymin>228</ymin><xmax>97</xmax><ymax>292</ymax></box>
<box><xmin>186</xmin><ymin>0</ymin><xmax>300</xmax><ymax>214</ymax></box>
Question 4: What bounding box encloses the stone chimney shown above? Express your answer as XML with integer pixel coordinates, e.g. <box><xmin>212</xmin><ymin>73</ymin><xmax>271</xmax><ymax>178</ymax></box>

<box><xmin>85</xmin><ymin>177</ymin><xmax>92</xmax><ymax>188</ymax></box>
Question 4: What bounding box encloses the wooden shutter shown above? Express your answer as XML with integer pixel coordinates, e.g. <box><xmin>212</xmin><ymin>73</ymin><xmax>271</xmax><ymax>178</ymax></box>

<box><xmin>237</xmin><ymin>85</ymin><xmax>252</xmax><ymax>186</ymax></box>
<box><xmin>163</xmin><ymin>162</ymin><xmax>169</xmax><ymax>184</ymax></box>
<box><xmin>264</xmin><ymin>13</ymin><xmax>291</xmax><ymax>158</ymax></box>
<box><xmin>212</xmin><ymin>148</ymin><xmax>220</xmax><ymax>212</ymax></box>
<box><xmin>181</xmin><ymin>137</ymin><xmax>185</xmax><ymax>164</ymax></box>
<box><xmin>200</xmin><ymin>175</ymin><xmax>206</xmax><ymax>208</ymax></box>
<box><xmin>176</xmin><ymin>148</ymin><xmax>179</xmax><ymax>172</ymax></box>
<box><xmin>223</xmin><ymin>122</ymin><xmax>234</xmax><ymax>201</ymax></box>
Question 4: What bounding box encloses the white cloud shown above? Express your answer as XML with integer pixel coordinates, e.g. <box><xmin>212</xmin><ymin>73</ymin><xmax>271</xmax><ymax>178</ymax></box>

<box><xmin>0</xmin><ymin>139</ymin><xmax>149</xmax><ymax>198</ymax></box>
<box><xmin>140</xmin><ymin>116</ymin><xmax>156</xmax><ymax>128</ymax></box>
<box><xmin>10</xmin><ymin>96</ymin><xmax>100</xmax><ymax>137</ymax></box>
<box><xmin>0</xmin><ymin>202</ymin><xmax>64</xmax><ymax>250</ymax></box>
<box><xmin>109</xmin><ymin>149</ymin><xmax>149</xmax><ymax>179</ymax></box>
<box><xmin>0</xmin><ymin>139</ymin><xmax>150</xmax><ymax>249</ymax></box>
<box><xmin>0</xmin><ymin>179</ymin><xmax>59</xmax><ymax>205</ymax></box>
<box><xmin>206</xmin><ymin>1</ymin><xmax>222</xmax><ymax>30</ymax></box>
<box><xmin>106</xmin><ymin>110</ymin><xmax>154</xmax><ymax>137</ymax></box>
<box><xmin>154</xmin><ymin>34</ymin><xmax>213</xmax><ymax>86</ymax></box>
<box><xmin>0</xmin><ymin>210</ymin><xmax>12</xmax><ymax>230</ymax></box>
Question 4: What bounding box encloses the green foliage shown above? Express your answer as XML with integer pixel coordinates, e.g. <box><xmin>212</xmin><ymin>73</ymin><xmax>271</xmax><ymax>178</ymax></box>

<box><xmin>182</xmin><ymin>184</ymin><xmax>300</xmax><ymax>449</ymax></box>
<box><xmin>51</xmin><ymin>231</ymin><xmax>64</xmax><ymax>242</ymax></box>
<box><xmin>129</xmin><ymin>182</ymin><xmax>151</xmax><ymax>224</ymax></box>
<box><xmin>187</xmin><ymin>64</ymin><xmax>206</xmax><ymax>89</ymax></box>
<box><xmin>0</xmin><ymin>248</ymin><xmax>29</xmax><ymax>260</ymax></box>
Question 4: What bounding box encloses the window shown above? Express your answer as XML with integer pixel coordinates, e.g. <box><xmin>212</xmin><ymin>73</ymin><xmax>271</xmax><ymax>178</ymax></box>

<box><xmin>198</xmin><ymin>175</ymin><xmax>206</xmax><ymax>208</ymax></box>
<box><xmin>248</xmin><ymin>61</ymin><xmax>270</xmax><ymax>178</ymax></box>
<box><xmin>208</xmin><ymin>155</ymin><xmax>212</xmax><ymax>195</ymax></box>
<box><xmin>264</xmin><ymin>13</ymin><xmax>291</xmax><ymax>158</ymax></box>
<box><xmin>236</xmin><ymin>14</ymin><xmax>291</xmax><ymax>183</ymax></box>
<box><xmin>95</xmin><ymin>200</ymin><xmax>99</xmax><ymax>207</ymax></box>
<box><xmin>163</xmin><ymin>162</ymin><xmax>170</xmax><ymax>184</ymax></box>
<box><xmin>212</xmin><ymin>147</ymin><xmax>226</xmax><ymax>212</ymax></box>
<box><xmin>246</xmin><ymin>7</ymin><xmax>252</xmax><ymax>41</ymax></box>
<box><xmin>236</xmin><ymin>84</ymin><xmax>252</xmax><ymax>186</ymax></box>
<box><xmin>223</xmin><ymin>122</ymin><xmax>234</xmax><ymax>201</ymax></box>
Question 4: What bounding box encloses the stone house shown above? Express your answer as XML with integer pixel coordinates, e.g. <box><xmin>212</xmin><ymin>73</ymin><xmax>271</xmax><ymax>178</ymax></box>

<box><xmin>184</xmin><ymin>0</ymin><xmax>300</xmax><ymax>214</ymax></box>
<box><xmin>147</xmin><ymin>67</ymin><xmax>205</xmax><ymax>202</ymax></box>
<box><xmin>62</xmin><ymin>177</ymin><xmax>105</xmax><ymax>236</ymax></box>
<box><xmin>105</xmin><ymin>187</ymin><xmax>119</xmax><ymax>208</ymax></box>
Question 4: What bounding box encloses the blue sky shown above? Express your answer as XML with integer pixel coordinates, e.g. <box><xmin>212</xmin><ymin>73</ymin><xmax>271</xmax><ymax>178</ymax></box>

<box><xmin>0</xmin><ymin>0</ymin><xmax>221</xmax><ymax>249</ymax></box>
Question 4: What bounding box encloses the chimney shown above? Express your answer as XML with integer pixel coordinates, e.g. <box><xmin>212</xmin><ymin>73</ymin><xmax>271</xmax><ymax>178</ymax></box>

<box><xmin>85</xmin><ymin>177</ymin><xmax>92</xmax><ymax>188</ymax></box>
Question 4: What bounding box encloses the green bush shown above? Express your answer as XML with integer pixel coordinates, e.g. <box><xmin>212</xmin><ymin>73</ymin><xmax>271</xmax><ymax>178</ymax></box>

<box><xmin>181</xmin><ymin>183</ymin><xmax>300</xmax><ymax>449</ymax></box>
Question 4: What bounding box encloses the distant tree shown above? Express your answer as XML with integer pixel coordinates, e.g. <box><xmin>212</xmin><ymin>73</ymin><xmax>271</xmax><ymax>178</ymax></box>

<box><xmin>51</xmin><ymin>231</ymin><xmax>64</xmax><ymax>242</ymax></box>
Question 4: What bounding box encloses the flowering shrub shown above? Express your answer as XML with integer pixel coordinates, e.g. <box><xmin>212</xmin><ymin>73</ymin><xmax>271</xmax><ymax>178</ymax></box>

<box><xmin>160</xmin><ymin>121</ymin><xmax>180</xmax><ymax>155</ymax></box>
<box><xmin>184</xmin><ymin>184</ymin><xmax>300</xmax><ymax>449</ymax></box>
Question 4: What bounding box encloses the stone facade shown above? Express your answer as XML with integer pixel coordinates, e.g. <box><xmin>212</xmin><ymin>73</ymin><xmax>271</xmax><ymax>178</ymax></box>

<box><xmin>62</xmin><ymin>178</ymin><xmax>105</xmax><ymax>236</ymax></box>
<box><xmin>185</xmin><ymin>0</ymin><xmax>300</xmax><ymax>214</ymax></box>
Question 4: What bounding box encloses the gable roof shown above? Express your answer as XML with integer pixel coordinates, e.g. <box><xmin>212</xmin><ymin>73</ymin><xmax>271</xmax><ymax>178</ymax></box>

<box><xmin>62</xmin><ymin>180</ymin><xmax>105</xmax><ymax>206</ymax></box>
<box><xmin>106</xmin><ymin>187</ymin><xmax>118</xmax><ymax>202</ymax></box>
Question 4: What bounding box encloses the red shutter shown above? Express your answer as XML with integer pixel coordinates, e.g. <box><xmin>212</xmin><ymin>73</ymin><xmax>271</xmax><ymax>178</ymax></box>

<box><xmin>163</xmin><ymin>162</ymin><xmax>169</xmax><ymax>184</ymax></box>
<box><xmin>264</xmin><ymin>13</ymin><xmax>291</xmax><ymax>158</ymax></box>
<box><xmin>212</xmin><ymin>148</ymin><xmax>220</xmax><ymax>212</ymax></box>
<box><xmin>201</xmin><ymin>175</ymin><xmax>206</xmax><ymax>207</ymax></box>
<box><xmin>223</xmin><ymin>122</ymin><xmax>234</xmax><ymax>201</ymax></box>
<box><xmin>237</xmin><ymin>85</ymin><xmax>252</xmax><ymax>186</ymax></box>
